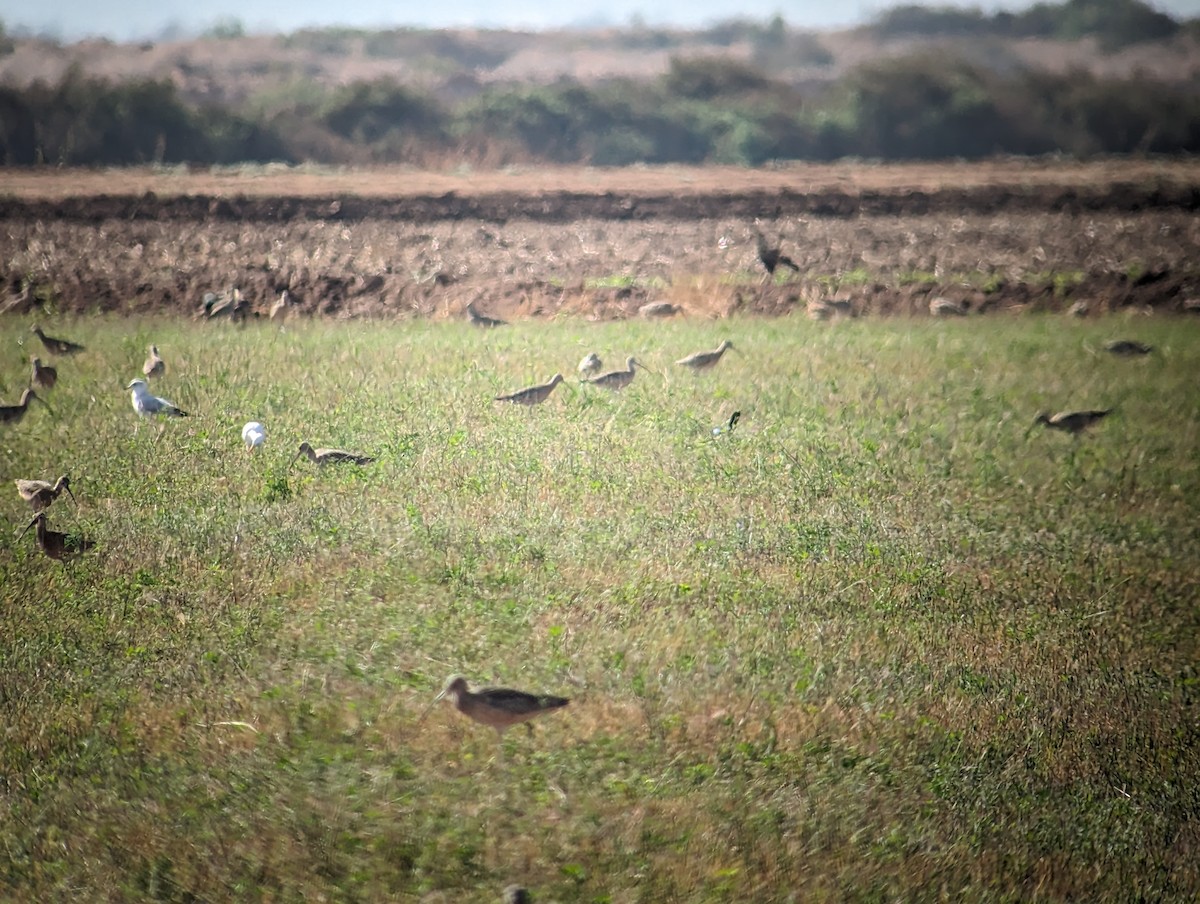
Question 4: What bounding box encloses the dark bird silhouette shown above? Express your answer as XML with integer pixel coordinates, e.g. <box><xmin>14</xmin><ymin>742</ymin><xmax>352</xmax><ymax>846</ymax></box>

<box><xmin>21</xmin><ymin>512</ymin><xmax>93</xmax><ymax>561</ymax></box>
<box><xmin>0</xmin><ymin>388</ymin><xmax>51</xmax><ymax>424</ymax></box>
<box><xmin>1105</xmin><ymin>340</ymin><xmax>1152</xmax><ymax>357</ymax></box>
<box><xmin>1031</xmin><ymin>409</ymin><xmax>1112</xmax><ymax>436</ymax></box>
<box><xmin>755</xmin><ymin>231</ymin><xmax>801</xmax><ymax>276</ymax></box>
<box><xmin>31</xmin><ymin>324</ymin><xmax>85</xmax><ymax>355</ymax></box>
<box><xmin>437</xmin><ymin>675</ymin><xmax>569</xmax><ymax>738</ymax></box>
<box><xmin>466</xmin><ymin>300</ymin><xmax>507</xmax><ymax>328</ymax></box>
<box><xmin>30</xmin><ymin>356</ymin><xmax>57</xmax><ymax>389</ymax></box>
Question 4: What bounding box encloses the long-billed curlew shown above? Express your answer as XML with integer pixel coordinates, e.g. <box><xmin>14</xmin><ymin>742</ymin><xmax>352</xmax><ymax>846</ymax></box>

<box><xmin>128</xmin><ymin>379</ymin><xmax>188</xmax><ymax>418</ymax></box>
<box><xmin>466</xmin><ymin>300</ymin><xmax>507</xmax><ymax>328</ymax></box>
<box><xmin>21</xmin><ymin>512</ymin><xmax>93</xmax><ymax>561</ymax></box>
<box><xmin>270</xmin><ymin>290</ymin><xmax>292</xmax><ymax>321</ymax></box>
<box><xmin>0</xmin><ymin>388</ymin><xmax>50</xmax><ymax>424</ymax></box>
<box><xmin>30</xmin><ymin>356</ymin><xmax>57</xmax><ymax>389</ymax></box>
<box><xmin>676</xmin><ymin>339</ymin><xmax>735</xmax><ymax>370</ymax></box>
<box><xmin>291</xmin><ymin>441</ymin><xmax>375</xmax><ymax>466</ymax></box>
<box><xmin>15</xmin><ymin>475</ymin><xmax>75</xmax><ymax>512</ymax></box>
<box><xmin>584</xmin><ymin>356</ymin><xmax>647</xmax><ymax>391</ymax></box>
<box><xmin>437</xmin><ymin>675</ymin><xmax>569</xmax><ymax>738</ymax></box>
<box><xmin>578</xmin><ymin>353</ymin><xmax>602</xmax><ymax>376</ymax></box>
<box><xmin>1031</xmin><ymin>409</ymin><xmax>1112</xmax><ymax>436</ymax></box>
<box><xmin>755</xmin><ymin>230</ymin><xmax>800</xmax><ymax>277</ymax></box>
<box><xmin>1105</xmin><ymin>339</ymin><xmax>1152</xmax><ymax>356</ymax></box>
<box><xmin>203</xmin><ymin>288</ymin><xmax>249</xmax><ymax>321</ymax></box>
<box><xmin>495</xmin><ymin>374</ymin><xmax>564</xmax><ymax>406</ymax></box>
<box><xmin>143</xmin><ymin>345</ymin><xmax>165</xmax><ymax>378</ymax></box>
<box><xmin>242</xmin><ymin>421</ymin><xmax>267</xmax><ymax>451</ymax></box>
<box><xmin>31</xmin><ymin>324</ymin><xmax>85</xmax><ymax>355</ymax></box>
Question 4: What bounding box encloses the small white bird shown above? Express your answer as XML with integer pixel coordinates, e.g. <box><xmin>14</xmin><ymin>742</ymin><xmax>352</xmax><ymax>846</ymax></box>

<box><xmin>578</xmin><ymin>352</ymin><xmax>603</xmax><ymax>376</ymax></box>
<box><xmin>241</xmin><ymin>421</ymin><xmax>266</xmax><ymax>451</ymax></box>
<box><xmin>127</xmin><ymin>379</ymin><xmax>188</xmax><ymax>418</ymax></box>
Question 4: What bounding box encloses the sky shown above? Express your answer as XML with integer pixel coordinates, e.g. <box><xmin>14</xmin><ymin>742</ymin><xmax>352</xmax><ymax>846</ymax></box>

<box><xmin>0</xmin><ymin>0</ymin><xmax>1195</xmax><ymax>42</ymax></box>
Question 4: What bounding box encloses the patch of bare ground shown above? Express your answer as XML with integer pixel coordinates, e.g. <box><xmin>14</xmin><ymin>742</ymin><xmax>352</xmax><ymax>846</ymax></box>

<box><xmin>1</xmin><ymin>162</ymin><xmax>1198</xmax><ymax>320</ymax></box>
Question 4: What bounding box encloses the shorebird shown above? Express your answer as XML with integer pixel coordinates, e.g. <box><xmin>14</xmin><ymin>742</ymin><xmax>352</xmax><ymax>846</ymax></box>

<box><xmin>676</xmin><ymin>339</ymin><xmax>736</xmax><ymax>370</ymax></box>
<box><xmin>1105</xmin><ymin>339</ymin><xmax>1152</xmax><ymax>356</ymax></box>
<box><xmin>127</xmin><ymin>379</ymin><xmax>188</xmax><ymax>418</ymax></box>
<box><xmin>0</xmin><ymin>388</ymin><xmax>50</xmax><ymax>424</ymax></box>
<box><xmin>15</xmin><ymin>475</ymin><xmax>75</xmax><ymax>512</ymax></box>
<box><xmin>291</xmin><ymin>442</ymin><xmax>375</xmax><ymax>466</ymax></box>
<box><xmin>20</xmin><ymin>512</ymin><xmax>93</xmax><ymax>561</ymax></box>
<box><xmin>1030</xmin><ymin>409</ymin><xmax>1112</xmax><ymax>436</ymax></box>
<box><xmin>578</xmin><ymin>352</ymin><xmax>603</xmax><ymax>376</ymax></box>
<box><xmin>30</xmin><ymin>356</ymin><xmax>57</xmax><ymax>389</ymax></box>
<box><xmin>639</xmin><ymin>301</ymin><xmax>681</xmax><ymax>318</ymax></box>
<box><xmin>242</xmin><ymin>421</ymin><xmax>267</xmax><ymax>451</ymax></box>
<box><xmin>143</xmin><ymin>345</ymin><xmax>165</xmax><ymax>378</ymax></box>
<box><xmin>466</xmin><ymin>300</ymin><xmax>506</xmax><ymax>328</ymax></box>
<box><xmin>929</xmin><ymin>297</ymin><xmax>967</xmax><ymax>316</ymax></box>
<box><xmin>1067</xmin><ymin>300</ymin><xmax>1090</xmax><ymax>318</ymax></box>
<box><xmin>436</xmin><ymin>675</ymin><xmax>569</xmax><ymax>738</ymax></box>
<box><xmin>203</xmin><ymin>288</ymin><xmax>249</xmax><ymax>321</ymax></box>
<box><xmin>584</xmin><ymin>356</ymin><xmax>648</xmax><ymax>391</ymax></box>
<box><xmin>269</xmin><ymin>290</ymin><xmax>292</xmax><ymax>321</ymax></box>
<box><xmin>31</xmin><ymin>324</ymin><xmax>85</xmax><ymax>355</ymax></box>
<box><xmin>755</xmin><ymin>230</ymin><xmax>800</xmax><ymax>277</ymax></box>
<box><xmin>495</xmin><ymin>374</ymin><xmax>564</xmax><ymax>406</ymax></box>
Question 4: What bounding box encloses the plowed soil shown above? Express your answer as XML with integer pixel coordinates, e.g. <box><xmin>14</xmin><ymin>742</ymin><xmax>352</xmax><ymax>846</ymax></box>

<box><xmin>2</xmin><ymin>161</ymin><xmax>1198</xmax><ymax>320</ymax></box>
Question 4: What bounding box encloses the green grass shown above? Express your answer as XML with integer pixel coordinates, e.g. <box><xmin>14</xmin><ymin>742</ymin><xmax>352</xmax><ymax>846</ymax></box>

<box><xmin>2</xmin><ymin>314</ymin><xmax>1198</xmax><ymax>902</ymax></box>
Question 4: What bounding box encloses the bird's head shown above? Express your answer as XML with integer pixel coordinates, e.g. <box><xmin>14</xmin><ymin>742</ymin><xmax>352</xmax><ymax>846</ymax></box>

<box><xmin>437</xmin><ymin>675</ymin><xmax>469</xmax><ymax>702</ymax></box>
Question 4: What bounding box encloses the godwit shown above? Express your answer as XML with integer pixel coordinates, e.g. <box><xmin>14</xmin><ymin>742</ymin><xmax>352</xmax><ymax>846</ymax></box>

<box><xmin>495</xmin><ymin>374</ymin><xmax>564</xmax><ymax>406</ymax></box>
<box><xmin>578</xmin><ymin>353</ymin><xmax>602</xmax><ymax>376</ymax></box>
<box><xmin>127</xmin><ymin>379</ymin><xmax>188</xmax><ymax>418</ymax></box>
<box><xmin>1031</xmin><ymin>409</ymin><xmax>1112</xmax><ymax>436</ymax></box>
<box><xmin>21</xmin><ymin>512</ymin><xmax>93</xmax><ymax>561</ymax></box>
<box><xmin>0</xmin><ymin>388</ymin><xmax>50</xmax><ymax>424</ymax></box>
<box><xmin>466</xmin><ymin>300</ymin><xmax>507</xmax><ymax>327</ymax></box>
<box><xmin>929</xmin><ymin>297</ymin><xmax>967</xmax><ymax>316</ymax></box>
<box><xmin>30</xmin><ymin>356</ymin><xmax>57</xmax><ymax>389</ymax></box>
<box><xmin>291</xmin><ymin>442</ymin><xmax>375</xmax><ymax>466</ymax></box>
<box><xmin>437</xmin><ymin>675</ymin><xmax>569</xmax><ymax>738</ymax></box>
<box><xmin>676</xmin><ymin>340</ymin><xmax>735</xmax><ymax>370</ymax></box>
<box><xmin>639</xmin><ymin>301</ymin><xmax>681</xmax><ymax>318</ymax></box>
<box><xmin>1105</xmin><ymin>339</ymin><xmax>1152</xmax><ymax>356</ymax></box>
<box><xmin>15</xmin><ymin>475</ymin><xmax>75</xmax><ymax>512</ymax></box>
<box><xmin>270</xmin><ymin>290</ymin><xmax>292</xmax><ymax>321</ymax></box>
<box><xmin>755</xmin><ymin>230</ymin><xmax>800</xmax><ymax>277</ymax></box>
<box><xmin>242</xmin><ymin>421</ymin><xmax>267</xmax><ymax>451</ymax></box>
<box><xmin>143</xmin><ymin>345</ymin><xmax>165</xmax><ymax>378</ymax></box>
<box><xmin>31</xmin><ymin>324</ymin><xmax>85</xmax><ymax>355</ymax></box>
<box><xmin>584</xmin><ymin>356</ymin><xmax>647</xmax><ymax>391</ymax></box>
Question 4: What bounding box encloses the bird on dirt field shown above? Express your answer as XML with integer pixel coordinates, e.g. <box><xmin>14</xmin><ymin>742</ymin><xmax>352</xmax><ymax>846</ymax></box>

<box><xmin>755</xmin><ymin>230</ymin><xmax>800</xmax><ymax>277</ymax></box>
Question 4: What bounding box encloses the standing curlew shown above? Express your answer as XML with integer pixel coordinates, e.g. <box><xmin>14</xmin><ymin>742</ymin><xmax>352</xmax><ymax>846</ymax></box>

<box><xmin>676</xmin><ymin>339</ymin><xmax>736</xmax><ymax>370</ymax></box>
<box><xmin>143</xmin><ymin>345</ymin><xmax>165</xmax><ymax>378</ymax></box>
<box><xmin>578</xmin><ymin>352</ymin><xmax>602</xmax><ymax>376</ymax></box>
<box><xmin>466</xmin><ymin>300</ymin><xmax>507</xmax><ymax>328</ymax></box>
<box><xmin>1105</xmin><ymin>339</ymin><xmax>1152</xmax><ymax>356</ymax></box>
<box><xmin>30</xmin><ymin>356</ymin><xmax>57</xmax><ymax>389</ymax></box>
<box><xmin>436</xmin><ymin>675</ymin><xmax>569</xmax><ymax>738</ymax></box>
<box><xmin>15</xmin><ymin>475</ymin><xmax>75</xmax><ymax>512</ymax></box>
<box><xmin>0</xmin><ymin>388</ymin><xmax>50</xmax><ymax>424</ymax></box>
<box><xmin>291</xmin><ymin>442</ymin><xmax>375</xmax><ymax>466</ymax></box>
<box><xmin>495</xmin><ymin>374</ymin><xmax>564</xmax><ymax>406</ymax></box>
<box><xmin>929</xmin><ymin>297</ymin><xmax>967</xmax><ymax>317</ymax></box>
<box><xmin>128</xmin><ymin>379</ymin><xmax>188</xmax><ymax>418</ymax></box>
<box><xmin>21</xmin><ymin>512</ymin><xmax>93</xmax><ymax>561</ymax></box>
<box><xmin>584</xmin><ymin>356</ymin><xmax>648</xmax><ymax>391</ymax></box>
<box><xmin>242</xmin><ymin>421</ymin><xmax>267</xmax><ymax>451</ymax></box>
<box><xmin>755</xmin><ymin>230</ymin><xmax>801</xmax><ymax>277</ymax></box>
<box><xmin>1031</xmin><ymin>409</ymin><xmax>1112</xmax><ymax>436</ymax></box>
<box><xmin>31</xmin><ymin>324</ymin><xmax>85</xmax><ymax>355</ymax></box>
<box><xmin>270</xmin><ymin>290</ymin><xmax>292</xmax><ymax>321</ymax></box>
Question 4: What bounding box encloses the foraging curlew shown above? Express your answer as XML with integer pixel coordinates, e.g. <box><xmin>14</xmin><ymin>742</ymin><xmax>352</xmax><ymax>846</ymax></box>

<box><xmin>1105</xmin><ymin>339</ymin><xmax>1152</xmax><ymax>356</ymax></box>
<box><xmin>578</xmin><ymin>352</ymin><xmax>602</xmax><ymax>376</ymax></box>
<box><xmin>203</xmin><ymin>288</ymin><xmax>249</xmax><ymax>321</ymax></box>
<box><xmin>466</xmin><ymin>300</ymin><xmax>507</xmax><ymax>328</ymax></box>
<box><xmin>21</xmin><ymin>512</ymin><xmax>93</xmax><ymax>561</ymax></box>
<box><xmin>15</xmin><ymin>475</ymin><xmax>75</xmax><ymax>512</ymax></box>
<box><xmin>1031</xmin><ymin>409</ymin><xmax>1112</xmax><ymax>436</ymax></box>
<box><xmin>31</xmin><ymin>324</ymin><xmax>85</xmax><ymax>355</ymax></box>
<box><xmin>437</xmin><ymin>675</ymin><xmax>569</xmax><ymax>738</ymax></box>
<box><xmin>584</xmin><ymin>356</ymin><xmax>647</xmax><ymax>391</ymax></box>
<box><xmin>242</xmin><ymin>421</ymin><xmax>267</xmax><ymax>451</ymax></box>
<box><xmin>30</xmin><ymin>356</ymin><xmax>57</xmax><ymax>389</ymax></box>
<box><xmin>755</xmin><ymin>230</ymin><xmax>801</xmax><ymax>277</ymax></box>
<box><xmin>639</xmin><ymin>301</ymin><xmax>681</xmax><ymax>318</ymax></box>
<box><xmin>676</xmin><ymin>339</ymin><xmax>736</xmax><ymax>370</ymax></box>
<box><xmin>143</xmin><ymin>345</ymin><xmax>165</xmax><ymax>378</ymax></box>
<box><xmin>128</xmin><ymin>379</ymin><xmax>188</xmax><ymax>418</ymax></box>
<box><xmin>0</xmin><ymin>388</ymin><xmax>50</xmax><ymax>424</ymax></box>
<box><xmin>270</xmin><ymin>290</ymin><xmax>292</xmax><ymax>321</ymax></box>
<box><xmin>291</xmin><ymin>441</ymin><xmax>375</xmax><ymax>466</ymax></box>
<box><xmin>495</xmin><ymin>374</ymin><xmax>564</xmax><ymax>406</ymax></box>
<box><xmin>929</xmin><ymin>297</ymin><xmax>967</xmax><ymax>317</ymax></box>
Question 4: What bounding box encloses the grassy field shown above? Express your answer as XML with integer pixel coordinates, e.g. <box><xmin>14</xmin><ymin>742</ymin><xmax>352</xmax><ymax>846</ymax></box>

<box><xmin>2</xmin><ymin>312</ymin><xmax>1198</xmax><ymax>902</ymax></box>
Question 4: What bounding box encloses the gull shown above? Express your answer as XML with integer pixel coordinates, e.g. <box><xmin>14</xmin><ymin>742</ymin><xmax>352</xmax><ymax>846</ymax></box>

<box><xmin>0</xmin><ymin>388</ymin><xmax>51</xmax><ymax>424</ymax></box>
<box><xmin>143</xmin><ymin>345</ymin><xmax>165</xmax><ymax>378</ymax></box>
<box><xmin>578</xmin><ymin>353</ymin><xmax>602</xmax><ymax>376</ymax></box>
<box><xmin>495</xmin><ymin>374</ymin><xmax>564</xmax><ymax>406</ymax></box>
<box><xmin>291</xmin><ymin>442</ymin><xmax>375</xmax><ymax>466</ymax></box>
<box><xmin>31</xmin><ymin>324</ymin><xmax>85</xmax><ymax>355</ymax></box>
<box><xmin>676</xmin><ymin>339</ymin><xmax>736</xmax><ymax>370</ymax></box>
<box><xmin>583</xmin><ymin>356</ymin><xmax>649</xmax><ymax>391</ymax></box>
<box><xmin>15</xmin><ymin>475</ymin><xmax>75</xmax><ymax>512</ymax></box>
<box><xmin>128</xmin><ymin>379</ymin><xmax>188</xmax><ymax>418</ymax></box>
<box><xmin>21</xmin><ymin>512</ymin><xmax>93</xmax><ymax>561</ymax></box>
<box><xmin>242</xmin><ymin>421</ymin><xmax>267</xmax><ymax>451</ymax></box>
<box><xmin>436</xmin><ymin>675</ymin><xmax>569</xmax><ymax>739</ymax></box>
<box><xmin>30</xmin><ymin>356</ymin><xmax>57</xmax><ymax>389</ymax></box>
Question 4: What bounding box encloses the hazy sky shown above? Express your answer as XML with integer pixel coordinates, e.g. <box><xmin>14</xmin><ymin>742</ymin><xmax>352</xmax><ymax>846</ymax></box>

<box><xmin>1</xmin><ymin>0</ymin><xmax>1195</xmax><ymax>41</ymax></box>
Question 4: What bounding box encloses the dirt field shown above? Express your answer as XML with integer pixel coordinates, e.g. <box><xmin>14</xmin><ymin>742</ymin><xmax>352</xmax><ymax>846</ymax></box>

<box><xmin>2</xmin><ymin>160</ymin><xmax>1198</xmax><ymax>320</ymax></box>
